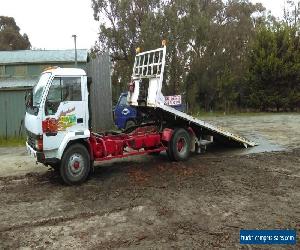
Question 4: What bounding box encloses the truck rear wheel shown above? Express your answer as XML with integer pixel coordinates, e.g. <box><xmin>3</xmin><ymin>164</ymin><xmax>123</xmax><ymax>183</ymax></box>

<box><xmin>60</xmin><ymin>143</ymin><xmax>90</xmax><ymax>185</ymax></box>
<box><xmin>166</xmin><ymin>149</ymin><xmax>174</xmax><ymax>161</ymax></box>
<box><xmin>168</xmin><ymin>128</ymin><xmax>191</xmax><ymax>161</ymax></box>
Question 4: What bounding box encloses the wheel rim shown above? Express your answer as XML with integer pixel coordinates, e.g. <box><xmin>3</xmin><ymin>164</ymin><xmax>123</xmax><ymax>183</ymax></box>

<box><xmin>68</xmin><ymin>153</ymin><xmax>84</xmax><ymax>177</ymax></box>
<box><xmin>177</xmin><ymin>137</ymin><xmax>186</xmax><ymax>153</ymax></box>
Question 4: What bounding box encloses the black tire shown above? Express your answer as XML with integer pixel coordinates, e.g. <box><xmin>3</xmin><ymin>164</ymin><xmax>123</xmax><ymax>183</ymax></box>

<box><xmin>125</xmin><ymin>120</ymin><xmax>136</xmax><ymax>130</ymax></box>
<box><xmin>166</xmin><ymin>148</ymin><xmax>175</xmax><ymax>161</ymax></box>
<box><xmin>168</xmin><ymin>128</ymin><xmax>191</xmax><ymax>161</ymax></box>
<box><xmin>60</xmin><ymin>143</ymin><xmax>91</xmax><ymax>185</ymax></box>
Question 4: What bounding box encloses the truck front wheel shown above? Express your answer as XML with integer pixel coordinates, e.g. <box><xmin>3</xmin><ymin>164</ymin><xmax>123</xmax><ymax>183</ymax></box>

<box><xmin>168</xmin><ymin>128</ymin><xmax>191</xmax><ymax>161</ymax></box>
<box><xmin>60</xmin><ymin>143</ymin><xmax>91</xmax><ymax>185</ymax></box>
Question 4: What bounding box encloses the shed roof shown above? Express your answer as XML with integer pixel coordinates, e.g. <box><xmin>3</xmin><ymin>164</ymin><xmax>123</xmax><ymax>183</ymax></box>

<box><xmin>0</xmin><ymin>78</ymin><xmax>38</xmax><ymax>89</ymax></box>
<box><xmin>0</xmin><ymin>49</ymin><xmax>88</xmax><ymax>65</ymax></box>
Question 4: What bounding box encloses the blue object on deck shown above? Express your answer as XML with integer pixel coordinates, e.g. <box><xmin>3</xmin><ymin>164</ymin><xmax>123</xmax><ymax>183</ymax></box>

<box><xmin>113</xmin><ymin>92</ymin><xmax>186</xmax><ymax>129</ymax></box>
<box><xmin>113</xmin><ymin>93</ymin><xmax>137</xmax><ymax>129</ymax></box>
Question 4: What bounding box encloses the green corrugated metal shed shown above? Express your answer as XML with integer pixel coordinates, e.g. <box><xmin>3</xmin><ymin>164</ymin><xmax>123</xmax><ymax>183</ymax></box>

<box><xmin>0</xmin><ymin>78</ymin><xmax>37</xmax><ymax>138</ymax></box>
<box><xmin>0</xmin><ymin>78</ymin><xmax>37</xmax><ymax>89</ymax></box>
<box><xmin>0</xmin><ymin>89</ymin><xmax>28</xmax><ymax>138</ymax></box>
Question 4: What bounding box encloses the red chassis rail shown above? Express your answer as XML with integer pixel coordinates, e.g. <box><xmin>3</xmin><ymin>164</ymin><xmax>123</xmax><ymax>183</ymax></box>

<box><xmin>88</xmin><ymin>126</ymin><xmax>173</xmax><ymax>162</ymax></box>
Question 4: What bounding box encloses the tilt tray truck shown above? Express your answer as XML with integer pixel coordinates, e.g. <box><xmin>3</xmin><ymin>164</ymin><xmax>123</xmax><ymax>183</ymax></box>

<box><xmin>25</xmin><ymin>41</ymin><xmax>256</xmax><ymax>185</ymax></box>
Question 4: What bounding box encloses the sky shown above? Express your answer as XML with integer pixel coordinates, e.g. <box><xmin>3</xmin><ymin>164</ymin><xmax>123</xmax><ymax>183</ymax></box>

<box><xmin>0</xmin><ymin>0</ymin><xmax>298</xmax><ymax>50</ymax></box>
<box><xmin>0</xmin><ymin>0</ymin><xmax>99</xmax><ymax>50</ymax></box>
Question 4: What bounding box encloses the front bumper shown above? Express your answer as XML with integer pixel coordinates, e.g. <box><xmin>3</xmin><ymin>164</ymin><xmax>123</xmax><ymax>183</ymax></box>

<box><xmin>26</xmin><ymin>142</ymin><xmax>60</xmax><ymax>166</ymax></box>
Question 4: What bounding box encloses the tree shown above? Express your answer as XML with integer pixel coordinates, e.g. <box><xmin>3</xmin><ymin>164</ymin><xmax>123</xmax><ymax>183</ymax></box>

<box><xmin>92</xmin><ymin>0</ymin><xmax>299</xmax><ymax>112</ymax></box>
<box><xmin>185</xmin><ymin>0</ymin><xmax>265</xmax><ymax>112</ymax></box>
<box><xmin>283</xmin><ymin>0</ymin><xmax>300</xmax><ymax>27</ymax></box>
<box><xmin>0</xmin><ymin>16</ymin><xmax>31</xmax><ymax>50</ymax></box>
<box><xmin>246</xmin><ymin>23</ymin><xmax>300</xmax><ymax>111</ymax></box>
<box><xmin>91</xmin><ymin>0</ymin><xmax>164</xmax><ymax>102</ymax></box>
<box><xmin>92</xmin><ymin>0</ymin><xmax>194</xmax><ymax>102</ymax></box>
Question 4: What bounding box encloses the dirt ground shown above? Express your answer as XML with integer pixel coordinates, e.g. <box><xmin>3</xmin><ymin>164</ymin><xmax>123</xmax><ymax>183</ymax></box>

<box><xmin>0</xmin><ymin>113</ymin><xmax>299</xmax><ymax>249</ymax></box>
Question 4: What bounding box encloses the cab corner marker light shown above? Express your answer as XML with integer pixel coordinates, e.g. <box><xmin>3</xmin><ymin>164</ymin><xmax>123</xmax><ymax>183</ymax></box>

<box><xmin>136</xmin><ymin>47</ymin><xmax>141</xmax><ymax>54</ymax></box>
<box><xmin>43</xmin><ymin>66</ymin><xmax>59</xmax><ymax>72</ymax></box>
<box><xmin>162</xmin><ymin>39</ymin><xmax>167</xmax><ymax>46</ymax></box>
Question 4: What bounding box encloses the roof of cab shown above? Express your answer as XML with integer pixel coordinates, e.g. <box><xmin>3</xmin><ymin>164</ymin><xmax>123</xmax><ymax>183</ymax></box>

<box><xmin>43</xmin><ymin>67</ymin><xmax>86</xmax><ymax>76</ymax></box>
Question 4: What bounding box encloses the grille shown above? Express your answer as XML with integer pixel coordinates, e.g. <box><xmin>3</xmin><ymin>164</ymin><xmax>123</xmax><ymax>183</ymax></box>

<box><xmin>27</xmin><ymin>135</ymin><xmax>35</xmax><ymax>149</ymax></box>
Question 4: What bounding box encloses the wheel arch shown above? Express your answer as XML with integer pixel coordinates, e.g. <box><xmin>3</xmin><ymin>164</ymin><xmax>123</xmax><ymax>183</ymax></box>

<box><xmin>64</xmin><ymin>138</ymin><xmax>91</xmax><ymax>155</ymax></box>
<box><xmin>57</xmin><ymin>134</ymin><xmax>93</xmax><ymax>161</ymax></box>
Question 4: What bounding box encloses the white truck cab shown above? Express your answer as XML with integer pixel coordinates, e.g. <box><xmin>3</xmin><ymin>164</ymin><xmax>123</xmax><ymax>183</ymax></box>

<box><xmin>25</xmin><ymin>67</ymin><xmax>90</xmax><ymax>167</ymax></box>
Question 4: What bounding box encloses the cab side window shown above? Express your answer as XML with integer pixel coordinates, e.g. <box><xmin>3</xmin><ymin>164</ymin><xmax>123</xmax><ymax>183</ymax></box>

<box><xmin>119</xmin><ymin>95</ymin><xmax>128</xmax><ymax>106</ymax></box>
<box><xmin>45</xmin><ymin>77</ymin><xmax>81</xmax><ymax>115</ymax></box>
<box><xmin>62</xmin><ymin>77</ymin><xmax>82</xmax><ymax>101</ymax></box>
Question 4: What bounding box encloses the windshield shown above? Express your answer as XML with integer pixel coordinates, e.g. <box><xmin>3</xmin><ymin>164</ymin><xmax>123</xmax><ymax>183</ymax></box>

<box><xmin>33</xmin><ymin>72</ymin><xmax>51</xmax><ymax>107</ymax></box>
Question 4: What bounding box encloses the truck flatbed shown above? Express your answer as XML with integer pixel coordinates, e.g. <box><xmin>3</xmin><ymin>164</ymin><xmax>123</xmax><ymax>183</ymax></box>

<box><xmin>157</xmin><ymin>104</ymin><xmax>256</xmax><ymax>148</ymax></box>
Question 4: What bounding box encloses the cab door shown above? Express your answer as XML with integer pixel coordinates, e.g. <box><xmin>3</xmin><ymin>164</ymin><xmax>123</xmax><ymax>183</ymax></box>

<box><xmin>43</xmin><ymin>76</ymin><xmax>86</xmax><ymax>151</ymax></box>
<box><xmin>114</xmin><ymin>93</ymin><xmax>136</xmax><ymax>129</ymax></box>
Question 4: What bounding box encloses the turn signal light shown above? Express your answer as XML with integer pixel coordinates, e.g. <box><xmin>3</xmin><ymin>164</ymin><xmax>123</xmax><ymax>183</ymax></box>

<box><xmin>43</xmin><ymin>66</ymin><xmax>58</xmax><ymax>72</ymax></box>
<box><xmin>36</xmin><ymin>136</ymin><xmax>43</xmax><ymax>151</ymax></box>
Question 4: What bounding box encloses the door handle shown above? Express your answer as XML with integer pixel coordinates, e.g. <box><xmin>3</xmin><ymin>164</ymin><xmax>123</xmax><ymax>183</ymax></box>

<box><xmin>45</xmin><ymin>132</ymin><xmax>57</xmax><ymax>137</ymax></box>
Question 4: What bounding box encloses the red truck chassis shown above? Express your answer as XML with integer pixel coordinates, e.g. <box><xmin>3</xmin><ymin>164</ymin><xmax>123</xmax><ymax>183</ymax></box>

<box><xmin>88</xmin><ymin>125</ymin><xmax>184</xmax><ymax>162</ymax></box>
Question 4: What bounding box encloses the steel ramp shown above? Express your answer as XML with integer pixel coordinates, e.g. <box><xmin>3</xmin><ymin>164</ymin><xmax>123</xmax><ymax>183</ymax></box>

<box><xmin>157</xmin><ymin>104</ymin><xmax>257</xmax><ymax>148</ymax></box>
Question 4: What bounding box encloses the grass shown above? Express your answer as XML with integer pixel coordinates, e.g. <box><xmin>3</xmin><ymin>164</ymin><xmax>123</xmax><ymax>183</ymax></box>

<box><xmin>0</xmin><ymin>137</ymin><xmax>26</xmax><ymax>147</ymax></box>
